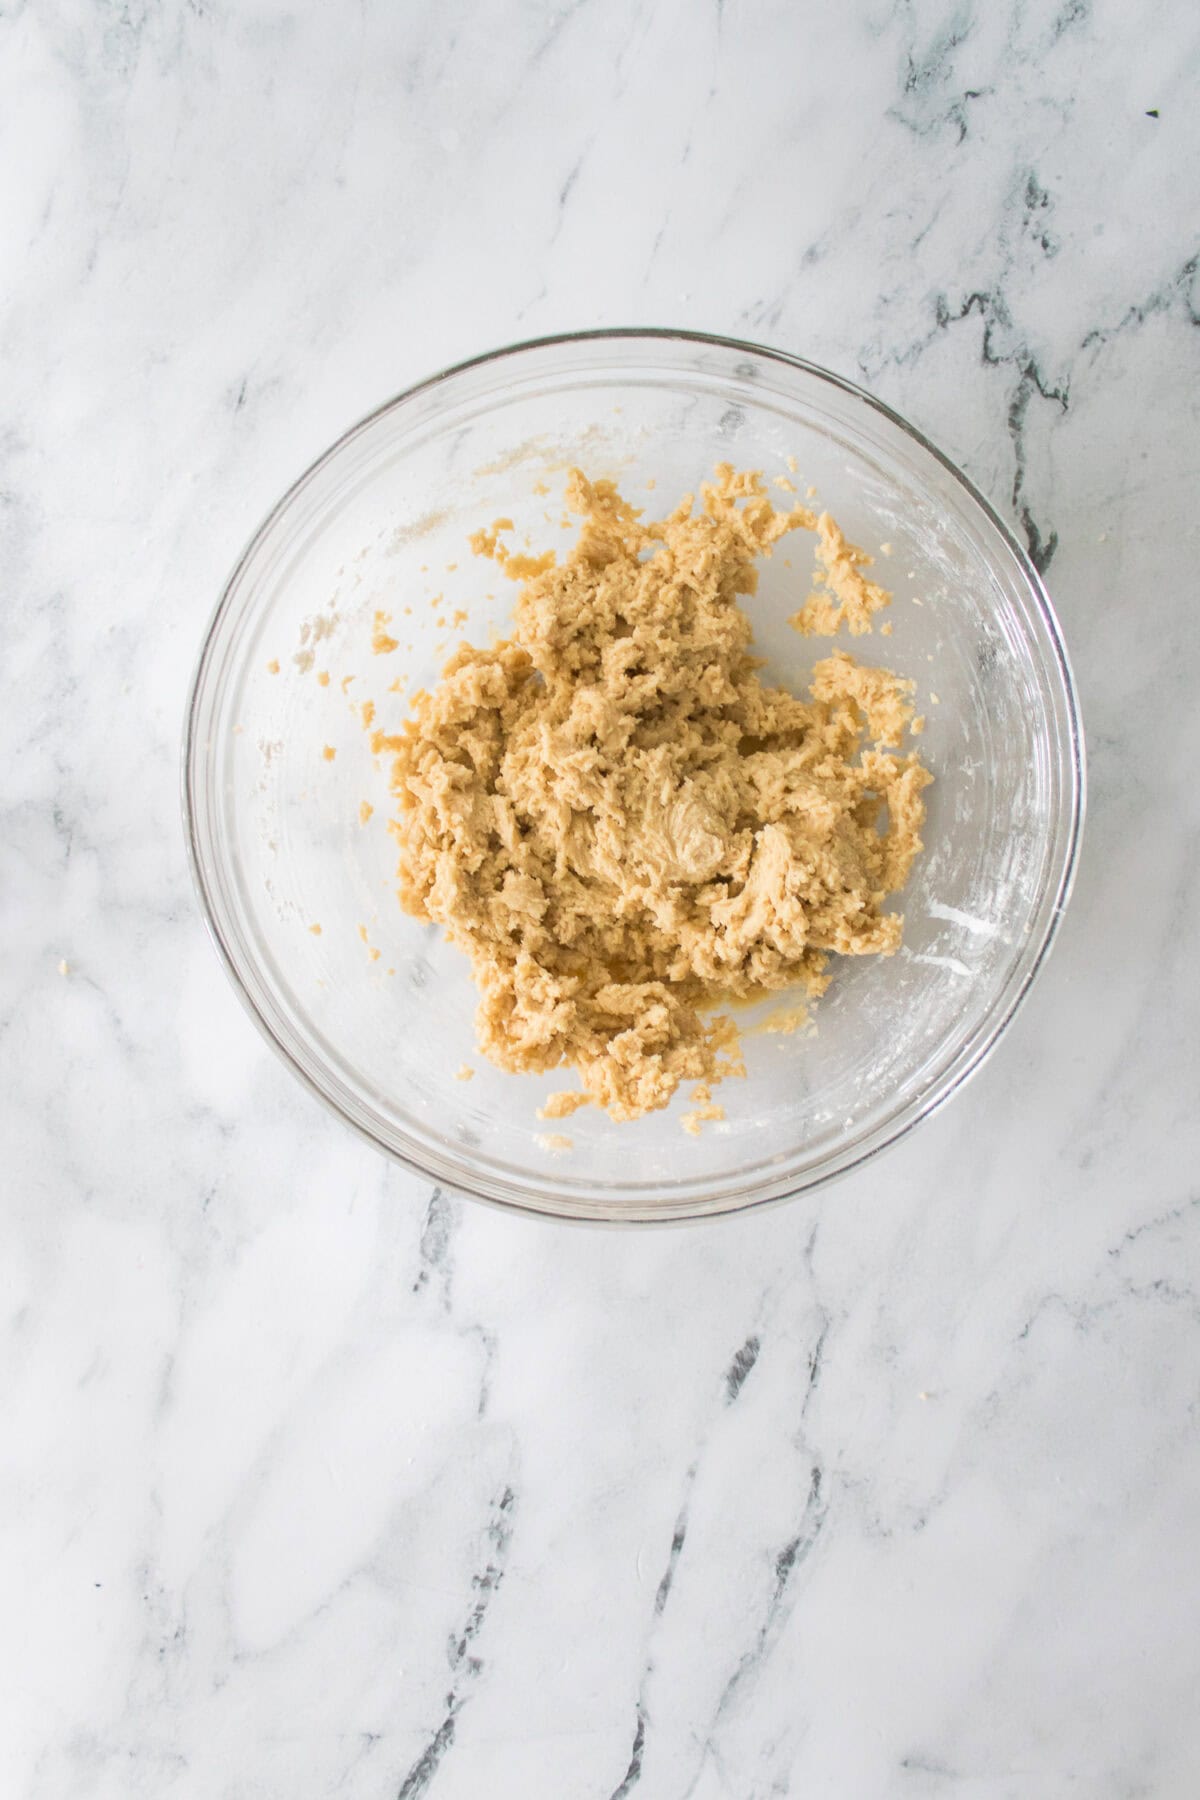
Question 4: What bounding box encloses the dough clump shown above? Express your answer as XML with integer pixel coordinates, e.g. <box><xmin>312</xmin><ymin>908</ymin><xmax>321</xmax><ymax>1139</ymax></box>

<box><xmin>385</xmin><ymin>466</ymin><xmax>930</xmax><ymax>1121</ymax></box>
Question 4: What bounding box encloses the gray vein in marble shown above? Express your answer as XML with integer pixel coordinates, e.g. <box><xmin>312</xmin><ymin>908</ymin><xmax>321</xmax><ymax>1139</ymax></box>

<box><xmin>411</xmin><ymin>1187</ymin><xmax>455</xmax><ymax>1301</ymax></box>
<box><xmin>890</xmin><ymin>1</ymin><xmax>989</xmax><ymax>146</ymax></box>
<box><xmin>1083</xmin><ymin>247</ymin><xmax>1200</xmax><ymax>350</ymax></box>
<box><xmin>723</xmin><ymin>1333</ymin><xmax>761</xmax><ymax>1404</ymax></box>
<box><xmin>652</xmin><ymin>1475</ymin><xmax>695</xmax><ymax>1619</ymax></box>
<box><xmin>607</xmin><ymin>1707</ymin><xmax>647</xmax><ymax>1800</ymax></box>
<box><xmin>395</xmin><ymin>1484</ymin><xmax>516</xmax><ymax>1800</ymax></box>
<box><xmin>687</xmin><ymin>1464</ymin><xmax>828</xmax><ymax>1797</ymax></box>
<box><xmin>604</xmin><ymin>1316</ymin><xmax>798</xmax><ymax>1797</ymax></box>
<box><xmin>857</xmin><ymin>160</ymin><xmax>1078</xmax><ymax>570</ymax></box>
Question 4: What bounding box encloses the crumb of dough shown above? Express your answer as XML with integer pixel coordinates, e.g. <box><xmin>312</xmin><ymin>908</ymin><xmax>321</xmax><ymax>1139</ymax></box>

<box><xmin>681</xmin><ymin>1084</ymin><xmax>725</xmax><ymax>1133</ymax></box>
<box><xmin>309</xmin><ymin>923</ymin><xmax>322</xmax><ymax>935</ymax></box>
<box><xmin>372</xmin><ymin>611</ymin><xmax>400</xmax><ymax>655</ymax></box>
<box><xmin>533</xmin><ymin>480</ymin><xmax>550</xmax><ymax>496</ymax></box>
<box><xmin>452</xmin><ymin>608</ymin><xmax>468</xmax><ymax>627</ymax></box>
<box><xmin>359</xmin><ymin>800</ymin><xmax>374</xmax><ymax>824</ymax></box>
<box><xmin>266</xmin><ymin>658</ymin><xmax>280</xmax><ymax>674</ymax></box>
<box><xmin>468</xmin><ymin>518</ymin><xmax>515</xmax><ymax>558</ymax></box>
<box><xmin>759</xmin><ymin>1002</ymin><xmax>810</xmax><ymax>1036</ymax></box>
<box><xmin>930</xmin><ymin>692</ymin><xmax>941</xmax><ymax>705</ymax></box>
<box><xmin>789</xmin><ymin>514</ymin><xmax>892</xmax><ymax>636</ymax></box>
<box><xmin>293</xmin><ymin>649</ymin><xmax>315</xmax><ymax>674</ymax></box>
<box><xmin>681</xmin><ymin>1102</ymin><xmax>725</xmax><ymax>1136</ymax></box>
<box><xmin>504</xmin><ymin>550</ymin><xmax>557</xmax><ymax>580</ymax></box>
<box><xmin>538</xmin><ymin>1089</ymin><xmax>592</xmax><ymax>1122</ymax></box>
<box><xmin>773</xmin><ymin>475</ymin><xmax>796</xmax><ymax>493</ymax></box>
<box><xmin>535</xmin><ymin>1132</ymin><xmax>574</xmax><ymax>1154</ymax></box>
<box><xmin>456</xmin><ymin>1063</ymin><xmax>475</xmax><ymax>1081</ymax></box>
<box><xmin>387</xmin><ymin>465</ymin><xmax>930</xmax><ymax>1122</ymax></box>
<box><xmin>57</xmin><ymin>958</ymin><xmax>70</xmax><ymax>976</ymax></box>
<box><xmin>470</xmin><ymin>523</ymin><xmax>558</xmax><ymax>583</ymax></box>
<box><xmin>786</xmin><ymin>455</ymin><xmax>799</xmax><ymax>474</ymax></box>
<box><xmin>322</xmin><ymin>744</ymin><xmax>337</xmax><ymax>761</ymax></box>
<box><xmin>341</xmin><ymin>675</ymin><xmax>355</xmax><ymax>693</ymax></box>
<box><xmin>317</xmin><ymin>670</ymin><xmax>331</xmax><ymax>686</ymax></box>
<box><xmin>702</xmin><ymin>1009</ymin><xmax>747</xmax><ymax>1080</ymax></box>
<box><xmin>360</xmin><ymin>699</ymin><xmax>376</xmax><ymax>730</ymax></box>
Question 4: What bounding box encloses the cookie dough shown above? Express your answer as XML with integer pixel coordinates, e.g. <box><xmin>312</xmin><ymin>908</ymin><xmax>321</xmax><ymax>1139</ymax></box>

<box><xmin>384</xmin><ymin>466</ymin><xmax>930</xmax><ymax>1122</ymax></box>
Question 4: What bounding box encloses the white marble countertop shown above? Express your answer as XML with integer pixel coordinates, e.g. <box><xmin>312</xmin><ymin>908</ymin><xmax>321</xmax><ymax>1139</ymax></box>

<box><xmin>5</xmin><ymin>2</ymin><xmax>1200</xmax><ymax>1794</ymax></box>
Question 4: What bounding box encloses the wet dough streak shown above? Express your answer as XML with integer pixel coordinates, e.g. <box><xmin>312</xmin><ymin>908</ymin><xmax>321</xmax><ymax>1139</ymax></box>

<box><xmin>384</xmin><ymin>466</ymin><xmax>930</xmax><ymax>1122</ymax></box>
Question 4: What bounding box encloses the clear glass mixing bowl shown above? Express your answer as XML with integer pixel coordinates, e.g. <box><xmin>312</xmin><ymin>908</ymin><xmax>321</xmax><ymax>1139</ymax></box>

<box><xmin>184</xmin><ymin>331</ymin><xmax>1084</xmax><ymax>1223</ymax></box>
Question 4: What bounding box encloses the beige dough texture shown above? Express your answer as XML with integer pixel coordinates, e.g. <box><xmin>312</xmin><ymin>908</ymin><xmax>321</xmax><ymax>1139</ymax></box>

<box><xmin>384</xmin><ymin>465</ymin><xmax>931</xmax><ymax>1122</ymax></box>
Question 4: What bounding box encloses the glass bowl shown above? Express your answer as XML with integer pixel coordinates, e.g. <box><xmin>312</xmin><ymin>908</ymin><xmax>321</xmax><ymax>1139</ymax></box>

<box><xmin>184</xmin><ymin>331</ymin><xmax>1084</xmax><ymax>1223</ymax></box>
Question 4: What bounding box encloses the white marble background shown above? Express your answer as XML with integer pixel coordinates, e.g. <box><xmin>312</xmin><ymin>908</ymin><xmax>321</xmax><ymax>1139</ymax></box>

<box><xmin>4</xmin><ymin>0</ymin><xmax>1199</xmax><ymax>1794</ymax></box>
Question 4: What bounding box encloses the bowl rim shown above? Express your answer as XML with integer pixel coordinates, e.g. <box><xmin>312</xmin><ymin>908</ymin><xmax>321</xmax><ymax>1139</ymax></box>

<box><xmin>182</xmin><ymin>326</ymin><xmax>1086</xmax><ymax>1225</ymax></box>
